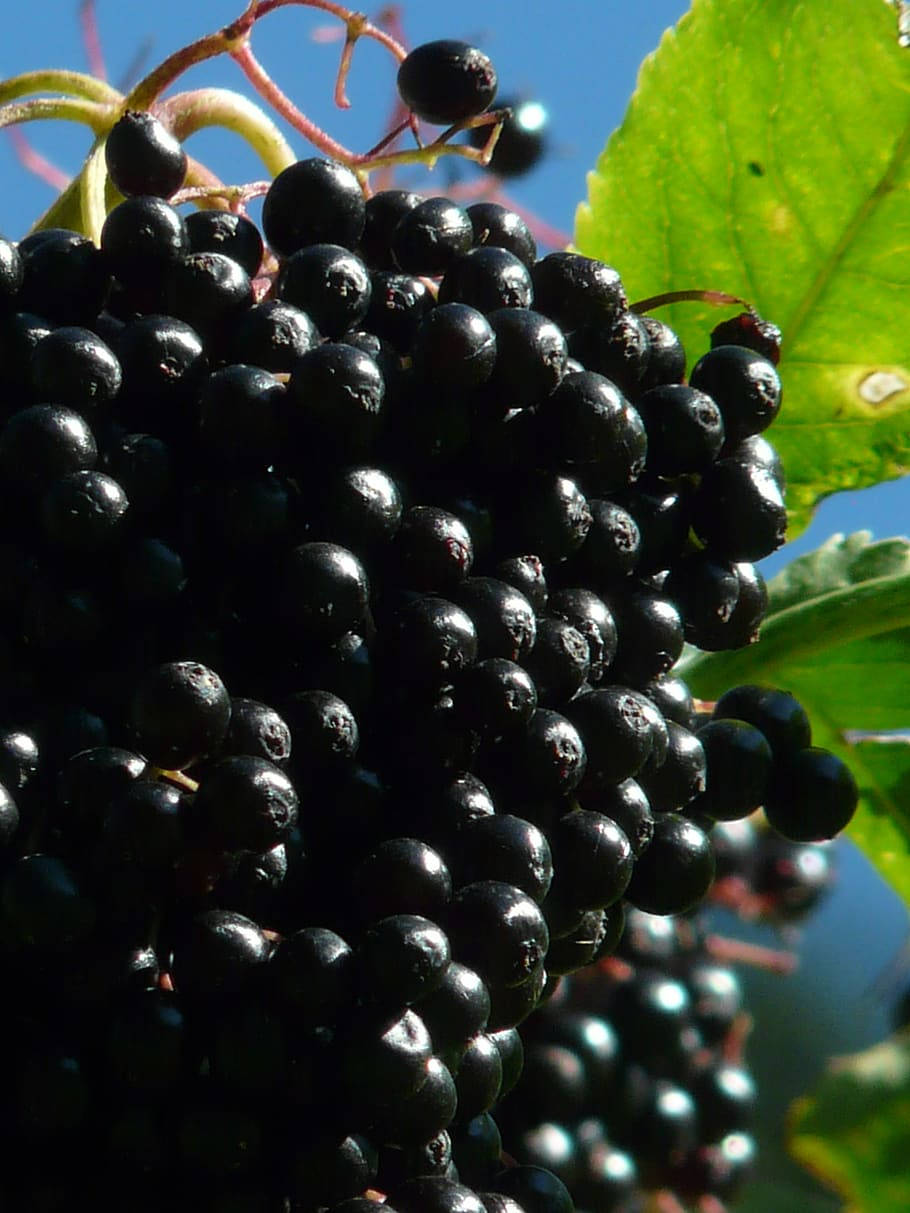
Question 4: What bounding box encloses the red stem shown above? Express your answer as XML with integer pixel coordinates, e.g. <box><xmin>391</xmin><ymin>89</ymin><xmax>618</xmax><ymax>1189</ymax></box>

<box><xmin>6</xmin><ymin>128</ymin><xmax>70</xmax><ymax>190</ymax></box>
<box><xmin>79</xmin><ymin>0</ymin><xmax>107</xmax><ymax>80</ymax></box>
<box><xmin>704</xmin><ymin>932</ymin><xmax>798</xmax><ymax>976</ymax></box>
<box><xmin>229</xmin><ymin>41</ymin><xmax>355</xmax><ymax>162</ymax></box>
<box><xmin>252</xmin><ymin>0</ymin><xmax>408</xmax><ymax>61</ymax></box>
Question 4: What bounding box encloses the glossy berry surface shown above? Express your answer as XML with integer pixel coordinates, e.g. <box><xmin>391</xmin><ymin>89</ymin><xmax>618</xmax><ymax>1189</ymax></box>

<box><xmin>392</xmin><ymin>197</ymin><xmax>474</xmax><ymax>276</ymax></box>
<box><xmin>447</xmin><ymin>880</ymin><xmax>549</xmax><ymax>989</ymax></box>
<box><xmin>764</xmin><ymin>746</ymin><xmax>859</xmax><ymax>841</ymax></box>
<box><xmin>287</xmin><ymin>342</ymin><xmax>385</xmax><ymax>460</ymax></box>
<box><xmin>712</xmin><ymin>684</ymin><xmax>812</xmax><ymax>757</ymax></box>
<box><xmin>412</xmin><ymin>303</ymin><xmax>496</xmax><ymax>389</ymax></box>
<box><xmin>185</xmin><ymin>209</ymin><xmax>264</xmax><ymax>276</ymax></box>
<box><xmin>104</xmin><ymin>109</ymin><xmax>187</xmax><ymax>198</ymax></box>
<box><xmin>358</xmin><ymin>913</ymin><xmax>451</xmax><ymax>1006</ymax></box>
<box><xmin>31</xmin><ymin>325</ymin><xmax>122</xmax><ymax>412</ymax></box>
<box><xmin>625</xmin><ymin>813</ymin><xmax>716</xmax><ymax>915</ymax></box>
<box><xmin>262</xmin><ymin>158</ymin><xmax>366</xmax><ymax>258</ymax></box>
<box><xmin>689</xmin><ymin>344</ymin><xmax>782</xmax><ymax>445</ymax></box>
<box><xmin>278</xmin><ymin>242</ymin><xmax>372</xmax><ymax>338</ymax></box>
<box><xmin>397</xmin><ymin>41</ymin><xmax>498</xmax><ymax>125</ymax></box>
<box><xmin>192</xmin><ymin>755</ymin><xmax>299</xmax><ymax>852</ymax></box>
<box><xmin>129</xmin><ymin>660</ymin><xmax>231</xmax><ymax>770</ymax></box>
<box><xmin>439</xmin><ymin>246</ymin><xmax>534</xmax><ymax>313</ymax></box>
<box><xmin>100</xmin><ymin>194</ymin><xmax>188</xmax><ymax>290</ymax></box>
<box><xmin>467</xmin><ymin>202</ymin><xmax>537</xmax><ymax>266</ymax></box>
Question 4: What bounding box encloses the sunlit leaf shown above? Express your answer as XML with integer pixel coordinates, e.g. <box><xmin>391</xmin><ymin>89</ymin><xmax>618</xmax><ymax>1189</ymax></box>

<box><xmin>789</xmin><ymin>1033</ymin><xmax>910</xmax><ymax>1212</ymax></box>
<box><xmin>576</xmin><ymin>0</ymin><xmax>910</xmax><ymax>536</ymax></box>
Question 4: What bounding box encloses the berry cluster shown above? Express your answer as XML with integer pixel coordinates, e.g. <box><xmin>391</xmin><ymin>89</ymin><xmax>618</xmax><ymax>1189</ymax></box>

<box><xmin>498</xmin><ymin>911</ymin><xmax>759</xmax><ymax>1211</ymax></box>
<box><xmin>0</xmin><ymin>31</ymin><xmax>859</xmax><ymax>1213</ymax></box>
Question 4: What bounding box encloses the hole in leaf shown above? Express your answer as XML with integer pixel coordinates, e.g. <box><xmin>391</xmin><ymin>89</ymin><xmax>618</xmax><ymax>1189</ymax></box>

<box><xmin>858</xmin><ymin>371</ymin><xmax>908</xmax><ymax>405</ymax></box>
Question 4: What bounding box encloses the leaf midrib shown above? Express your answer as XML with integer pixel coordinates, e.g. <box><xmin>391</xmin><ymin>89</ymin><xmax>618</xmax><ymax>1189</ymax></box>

<box><xmin>783</xmin><ymin>113</ymin><xmax>910</xmax><ymax>355</ymax></box>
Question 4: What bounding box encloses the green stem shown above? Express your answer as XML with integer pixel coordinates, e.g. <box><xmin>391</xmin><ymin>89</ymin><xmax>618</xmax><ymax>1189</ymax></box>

<box><xmin>678</xmin><ymin>571</ymin><xmax>910</xmax><ymax>693</ymax></box>
<box><xmin>0</xmin><ymin>96</ymin><xmax>111</xmax><ymax>133</ymax></box>
<box><xmin>28</xmin><ymin>174</ymin><xmax>86</xmax><ymax>235</ymax></box>
<box><xmin>80</xmin><ymin>135</ymin><xmax>108</xmax><ymax>245</ymax></box>
<box><xmin>0</xmin><ymin>68</ymin><xmax>121</xmax><ymax>106</ymax></box>
<box><xmin>159</xmin><ymin>87</ymin><xmax>296</xmax><ymax>178</ymax></box>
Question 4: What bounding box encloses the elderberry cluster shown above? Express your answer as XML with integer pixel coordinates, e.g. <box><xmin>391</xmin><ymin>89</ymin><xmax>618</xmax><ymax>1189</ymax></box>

<box><xmin>0</xmin><ymin>45</ymin><xmax>859</xmax><ymax>1212</ymax></box>
<box><xmin>498</xmin><ymin>911</ymin><xmax>759</xmax><ymax>1210</ymax></box>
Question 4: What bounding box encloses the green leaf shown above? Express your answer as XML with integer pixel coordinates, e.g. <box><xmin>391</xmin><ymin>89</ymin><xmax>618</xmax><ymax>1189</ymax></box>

<box><xmin>575</xmin><ymin>0</ymin><xmax>910</xmax><ymax>537</ymax></box>
<box><xmin>678</xmin><ymin>531</ymin><xmax>910</xmax><ymax>903</ymax></box>
<box><xmin>767</xmin><ymin>531</ymin><xmax>910</xmax><ymax>614</ymax></box>
<box><xmin>789</xmin><ymin>1033</ymin><xmax>910</xmax><ymax>1211</ymax></box>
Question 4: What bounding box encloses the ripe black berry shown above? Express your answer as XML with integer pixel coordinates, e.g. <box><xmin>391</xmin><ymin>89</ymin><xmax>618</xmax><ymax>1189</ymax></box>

<box><xmin>185</xmin><ymin>209</ymin><xmax>264</xmax><ymax>276</ymax></box>
<box><xmin>397</xmin><ymin>41</ymin><xmax>498</xmax><ymax>126</ymax></box>
<box><xmin>262</xmin><ymin>158</ymin><xmax>366</xmax><ymax>258</ymax></box>
<box><xmin>192</xmin><ymin>755</ymin><xmax>299</xmax><ymax>852</ymax></box>
<box><xmin>689</xmin><ymin>344</ymin><xmax>782</xmax><ymax>445</ymax></box>
<box><xmin>0</xmin><ymin>404</ymin><xmax>97</xmax><ymax>493</ymax></box>
<box><xmin>129</xmin><ymin>660</ymin><xmax>231</xmax><ymax>770</ymax></box>
<box><xmin>487</xmin><ymin>307</ymin><xmax>567</xmax><ymax>406</ymax></box>
<box><xmin>531</xmin><ymin>252</ymin><xmax>627</xmax><ymax>331</ymax></box>
<box><xmin>447</xmin><ymin>880</ymin><xmax>549</xmax><ymax>990</ymax></box>
<box><xmin>439</xmin><ymin>246</ymin><xmax>534</xmax><ymax>313</ymax></box>
<box><xmin>764</xmin><ymin>746</ymin><xmax>859</xmax><ymax>841</ymax></box>
<box><xmin>40</xmin><ymin>468</ymin><xmax>129</xmax><ymax>554</ymax></box>
<box><xmin>712</xmin><ymin>684</ymin><xmax>811</xmax><ymax>758</ymax></box>
<box><xmin>164</xmin><ymin>250</ymin><xmax>253</xmax><ymax>341</ymax></box>
<box><xmin>635</xmin><ymin>383</ymin><xmax>725</xmax><ymax>475</ymax></box>
<box><xmin>105</xmin><ymin>109</ymin><xmax>187</xmax><ymax>198</ymax></box>
<box><xmin>365</xmin><ymin>271</ymin><xmax>434</xmax><ymax>353</ymax></box>
<box><xmin>359</xmin><ymin>188</ymin><xmax>424</xmax><ymax>269</ymax></box>
<box><xmin>625</xmin><ymin>813</ymin><xmax>716</xmax><ymax>915</ymax></box>
<box><xmin>100</xmin><ymin>195</ymin><xmax>189</xmax><ymax>291</ymax></box>
<box><xmin>170</xmin><ymin>908</ymin><xmax>271</xmax><ymax>1000</ymax></box>
<box><xmin>392</xmin><ymin>197</ymin><xmax>474</xmax><ymax>276</ymax></box>
<box><xmin>411</xmin><ymin>303</ymin><xmax>497</xmax><ymax>390</ymax></box>
<box><xmin>358</xmin><ymin>913</ymin><xmax>452</xmax><ymax>1007</ymax></box>
<box><xmin>278</xmin><ymin>243</ymin><xmax>372</xmax><ymax>339</ymax></box>
<box><xmin>30</xmin><ymin>325</ymin><xmax>122</xmax><ymax>412</ymax></box>
<box><xmin>467</xmin><ymin>202</ymin><xmax>537</xmax><ymax>266</ymax></box>
<box><xmin>286</xmin><ymin>342</ymin><xmax>385</xmax><ymax>461</ymax></box>
<box><xmin>538</xmin><ymin>371</ymin><xmax>647</xmax><ymax>482</ymax></box>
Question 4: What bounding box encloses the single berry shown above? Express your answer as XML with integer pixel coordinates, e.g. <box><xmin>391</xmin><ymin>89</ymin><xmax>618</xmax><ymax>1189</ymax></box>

<box><xmin>397</xmin><ymin>41</ymin><xmax>498</xmax><ymax>126</ymax></box>
<box><xmin>105</xmin><ymin>109</ymin><xmax>187</xmax><ymax>198</ymax></box>
<box><xmin>262</xmin><ymin>158</ymin><xmax>366</xmax><ymax>258</ymax></box>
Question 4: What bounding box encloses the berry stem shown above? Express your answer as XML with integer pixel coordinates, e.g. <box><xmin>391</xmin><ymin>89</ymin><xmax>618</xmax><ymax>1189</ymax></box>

<box><xmin>0</xmin><ymin>67</ymin><xmax>121</xmax><ymax>105</ymax></box>
<box><xmin>152</xmin><ymin>767</ymin><xmax>201</xmax><ymax>794</ymax></box>
<box><xmin>183</xmin><ymin>155</ymin><xmax>231</xmax><ymax>201</ymax></box>
<box><xmin>334</xmin><ymin>12</ymin><xmax>369</xmax><ymax>109</ymax></box>
<box><xmin>0</xmin><ymin>96</ymin><xmax>111</xmax><ymax>133</ymax></box>
<box><xmin>123</xmin><ymin>22</ymin><xmax>248</xmax><ymax>112</ymax></box>
<box><xmin>78</xmin><ymin>0</ymin><xmax>107</xmax><ymax>81</ymax></box>
<box><xmin>228</xmin><ymin>40</ymin><xmax>355</xmax><ymax>162</ymax></box>
<box><xmin>253</xmin><ymin>0</ymin><xmax>408</xmax><ymax>61</ymax></box>
<box><xmin>158</xmin><ymin>86</ymin><xmax>296</xmax><ymax>177</ymax></box>
<box><xmin>7</xmin><ymin>127</ymin><xmax>71</xmax><ymax>190</ymax></box>
<box><xmin>704</xmin><ymin>932</ymin><xmax>798</xmax><ymax>976</ymax></box>
<box><xmin>630</xmin><ymin>288</ymin><xmax>754</xmax><ymax>314</ymax></box>
<box><xmin>171</xmin><ymin>181</ymin><xmax>272</xmax><ymax>209</ymax></box>
<box><xmin>79</xmin><ymin>134</ymin><xmax>108</xmax><ymax>244</ymax></box>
